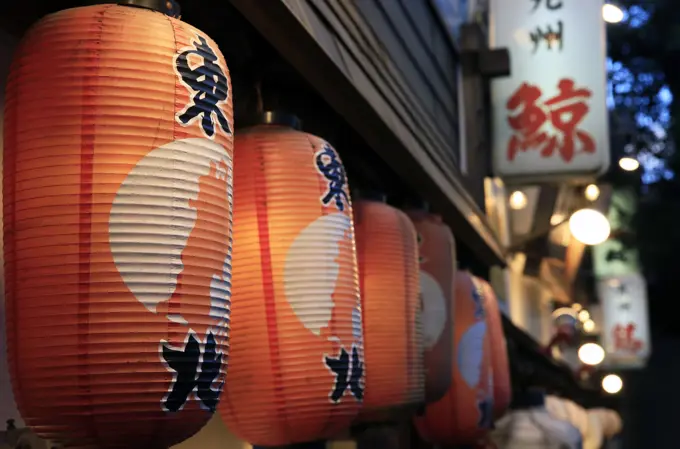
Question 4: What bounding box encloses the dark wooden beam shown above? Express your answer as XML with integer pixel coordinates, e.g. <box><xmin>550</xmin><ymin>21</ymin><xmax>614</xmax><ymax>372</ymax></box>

<box><xmin>522</xmin><ymin>186</ymin><xmax>559</xmax><ymax>275</ymax></box>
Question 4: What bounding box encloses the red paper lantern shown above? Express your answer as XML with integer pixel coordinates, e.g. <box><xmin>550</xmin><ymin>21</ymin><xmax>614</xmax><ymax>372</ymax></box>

<box><xmin>4</xmin><ymin>5</ymin><xmax>233</xmax><ymax>448</ymax></box>
<box><xmin>414</xmin><ymin>271</ymin><xmax>494</xmax><ymax>446</ymax></box>
<box><xmin>353</xmin><ymin>198</ymin><xmax>423</xmax><ymax>417</ymax></box>
<box><xmin>219</xmin><ymin>115</ymin><xmax>364</xmax><ymax>446</ymax></box>
<box><xmin>474</xmin><ymin>278</ymin><xmax>511</xmax><ymax>419</ymax></box>
<box><xmin>405</xmin><ymin>210</ymin><xmax>455</xmax><ymax>404</ymax></box>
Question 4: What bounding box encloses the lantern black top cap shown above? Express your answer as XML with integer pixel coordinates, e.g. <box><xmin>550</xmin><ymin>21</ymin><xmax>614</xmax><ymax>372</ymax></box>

<box><xmin>93</xmin><ymin>1</ymin><xmax>181</xmax><ymax>18</ymax></box>
<box><xmin>246</xmin><ymin>111</ymin><xmax>302</xmax><ymax>130</ymax></box>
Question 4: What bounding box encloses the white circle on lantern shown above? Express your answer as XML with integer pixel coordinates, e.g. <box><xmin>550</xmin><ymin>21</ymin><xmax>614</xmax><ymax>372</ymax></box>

<box><xmin>420</xmin><ymin>271</ymin><xmax>447</xmax><ymax>349</ymax></box>
<box><xmin>284</xmin><ymin>212</ymin><xmax>356</xmax><ymax>337</ymax></box>
<box><xmin>109</xmin><ymin>137</ymin><xmax>232</xmax><ymax>324</ymax></box>
<box><xmin>351</xmin><ymin>305</ymin><xmax>363</xmax><ymax>341</ymax></box>
<box><xmin>457</xmin><ymin>320</ymin><xmax>487</xmax><ymax>389</ymax></box>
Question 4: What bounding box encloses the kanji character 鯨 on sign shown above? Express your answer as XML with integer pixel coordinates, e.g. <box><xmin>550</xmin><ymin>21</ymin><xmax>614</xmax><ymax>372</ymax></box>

<box><xmin>506</xmin><ymin>78</ymin><xmax>596</xmax><ymax>162</ymax></box>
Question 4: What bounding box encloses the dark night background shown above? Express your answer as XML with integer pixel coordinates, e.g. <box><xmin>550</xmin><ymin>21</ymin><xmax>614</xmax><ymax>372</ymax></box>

<box><xmin>607</xmin><ymin>1</ymin><xmax>680</xmax><ymax>447</ymax></box>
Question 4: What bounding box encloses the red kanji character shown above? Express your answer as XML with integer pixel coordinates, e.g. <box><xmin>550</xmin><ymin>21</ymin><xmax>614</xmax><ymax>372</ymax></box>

<box><xmin>612</xmin><ymin>322</ymin><xmax>643</xmax><ymax>353</ymax></box>
<box><xmin>506</xmin><ymin>83</ymin><xmax>549</xmax><ymax>161</ymax></box>
<box><xmin>506</xmin><ymin>78</ymin><xmax>596</xmax><ymax>162</ymax></box>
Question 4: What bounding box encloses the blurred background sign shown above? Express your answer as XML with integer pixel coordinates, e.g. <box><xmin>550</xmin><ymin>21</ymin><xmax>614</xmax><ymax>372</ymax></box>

<box><xmin>597</xmin><ymin>273</ymin><xmax>651</xmax><ymax>369</ymax></box>
<box><xmin>592</xmin><ymin>186</ymin><xmax>650</xmax><ymax>369</ymax></box>
<box><xmin>592</xmin><ymin>187</ymin><xmax>640</xmax><ymax>278</ymax></box>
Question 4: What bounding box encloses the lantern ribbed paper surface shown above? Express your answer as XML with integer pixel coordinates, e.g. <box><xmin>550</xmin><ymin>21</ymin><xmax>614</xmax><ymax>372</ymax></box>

<box><xmin>589</xmin><ymin>408</ymin><xmax>622</xmax><ymax>438</ymax></box>
<box><xmin>415</xmin><ymin>271</ymin><xmax>494</xmax><ymax>446</ymax></box>
<box><xmin>354</xmin><ymin>199</ymin><xmax>423</xmax><ymax>417</ymax></box>
<box><xmin>4</xmin><ymin>5</ymin><xmax>233</xmax><ymax>449</ymax></box>
<box><xmin>475</xmin><ymin>278</ymin><xmax>511</xmax><ymax>419</ymax></box>
<box><xmin>584</xmin><ymin>410</ymin><xmax>604</xmax><ymax>449</ymax></box>
<box><xmin>405</xmin><ymin>210</ymin><xmax>455</xmax><ymax>404</ymax></box>
<box><xmin>219</xmin><ymin>124</ymin><xmax>364</xmax><ymax>446</ymax></box>
<box><xmin>545</xmin><ymin>396</ymin><xmax>589</xmax><ymax>439</ymax></box>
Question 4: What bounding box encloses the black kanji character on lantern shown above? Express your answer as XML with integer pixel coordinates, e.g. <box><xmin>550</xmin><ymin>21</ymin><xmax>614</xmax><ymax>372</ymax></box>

<box><xmin>325</xmin><ymin>344</ymin><xmax>364</xmax><ymax>403</ymax></box>
<box><xmin>315</xmin><ymin>144</ymin><xmax>349</xmax><ymax>211</ymax></box>
<box><xmin>530</xmin><ymin>20</ymin><xmax>564</xmax><ymax>52</ymax></box>
<box><xmin>417</xmin><ymin>232</ymin><xmax>427</xmax><ymax>264</ymax></box>
<box><xmin>161</xmin><ymin>331</ymin><xmax>224</xmax><ymax>413</ymax></box>
<box><xmin>175</xmin><ymin>34</ymin><xmax>232</xmax><ymax>138</ymax></box>
<box><xmin>477</xmin><ymin>398</ymin><xmax>495</xmax><ymax>429</ymax></box>
<box><xmin>531</xmin><ymin>0</ymin><xmax>563</xmax><ymax>12</ymax></box>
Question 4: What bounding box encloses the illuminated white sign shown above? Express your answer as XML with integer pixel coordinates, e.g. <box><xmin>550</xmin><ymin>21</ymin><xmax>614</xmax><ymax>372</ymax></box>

<box><xmin>489</xmin><ymin>0</ymin><xmax>610</xmax><ymax>181</ymax></box>
<box><xmin>598</xmin><ymin>273</ymin><xmax>651</xmax><ymax>369</ymax></box>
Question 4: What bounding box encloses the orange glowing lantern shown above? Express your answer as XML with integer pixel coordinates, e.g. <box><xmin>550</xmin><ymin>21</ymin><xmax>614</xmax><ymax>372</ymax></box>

<box><xmin>219</xmin><ymin>113</ymin><xmax>364</xmax><ymax>446</ymax></box>
<box><xmin>474</xmin><ymin>277</ymin><xmax>511</xmax><ymax>419</ymax></box>
<box><xmin>414</xmin><ymin>271</ymin><xmax>494</xmax><ymax>446</ymax></box>
<box><xmin>4</xmin><ymin>3</ymin><xmax>233</xmax><ymax>448</ymax></box>
<box><xmin>353</xmin><ymin>197</ymin><xmax>424</xmax><ymax>418</ymax></box>
<box><xmin>405</xmin><ymin>209</ymin><xmax>456</xmax><ymax>404</ymax></box>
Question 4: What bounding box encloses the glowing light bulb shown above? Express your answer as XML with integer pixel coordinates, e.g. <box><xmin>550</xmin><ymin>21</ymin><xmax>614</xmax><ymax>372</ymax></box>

<box><xmin>550</xmin><ymin>213</ymin><xmax>565</xmax><ymax>226</ymax></box>
<box><xmin>585</xmin><ymin>184</ymin><xmax>600</xmax><ymax>201</ymax></box>
<box><xmin>602</xmin><ymin>4</ymin><xmax>624</xmax><ymax>23</ymax></box>
<box><xmin>578</xmin><ymin>309</ymin><xmax>590</xmax><ymax>322</ymax></box>
<box><xmin>602</xmin><ymin>374</ymin><xmax>623</xmax><ymax>394</ymax></box>
<box><xmin>583</xmin><ymin>319</ymin><xmax>595</xmax><ymax>333</ymax></box>
<box><xmin>569</xmin><ymin>209</ymin><xmax>610</xmax><ymax>245</ymax></box>
<box><xmin>618</xmin><ymin>157</ymin><xmax>640</xmax><ymax>171</ymax></box>
<box><xmin>509</xmin><ymin>190</ymin><xmax>528</xmax><ymax>210</ymax></box>
<box><xmin>578</xmin><ymin>342</ymin><xmax>605</xmax><ymax>366</ymax></box>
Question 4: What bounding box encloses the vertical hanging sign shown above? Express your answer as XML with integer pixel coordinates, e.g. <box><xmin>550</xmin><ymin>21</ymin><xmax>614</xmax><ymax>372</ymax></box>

<box><xmin>593</xmin><ymin>187</ymin><xmax>650</xmax><ymax>369</ymax></box>
<box><xmin>597</xmin><ymin>273</ymin><xmax>651</xmax><ymax>369</ymax></box>
<box><xmin>592</xmin><ymin>187</ymin><xmax>640</xmax><ymax>278</ymax></box>
<box><xmin>489</xmin><ymin>0</ymin><xmax>610</xmax><ymax>181</ymax></box>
